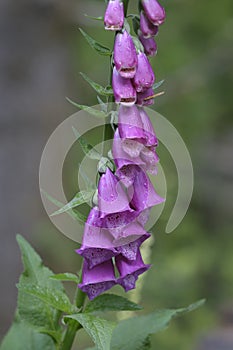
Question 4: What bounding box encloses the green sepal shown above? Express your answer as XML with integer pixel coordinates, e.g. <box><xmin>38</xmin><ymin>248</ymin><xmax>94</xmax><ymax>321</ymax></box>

<box><xmin>84</xmin><ymin>14</ymin><xmax>104</xmax><ymax>21</ymax></box>
<box><xmin>50</xmin><ymin>273</ymin><xmax>79</xmax><ymax>284</ymax></box>
<box><xmin>152</xmin><ymin>79</ymin><xmax>165</xmax><ymax>90</ymax></box>
<box><xmin>50</xmin><ymin>190</ymin><xmax>94</xmax><ymax>216</ymax></box>
<box><xmin>80</xmin><ymin>72</ymin><xmax>114</xmax><ymax>97</ymax></box>
<box><xmin>79</xmin><ymin>28</ymin><xmax>112</xmax><ymax>56</ymax></box>
<box><xmin>85</xmin><ymin>294</ymin><xmax>143</xmax><ymax>313</ymax></box>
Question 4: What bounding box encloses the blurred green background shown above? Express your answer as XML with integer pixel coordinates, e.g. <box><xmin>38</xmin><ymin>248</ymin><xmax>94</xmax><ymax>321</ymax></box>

<box><xmin>0</xmin><ymin>0</ymin><xmax>233</xmax><ymax>349</ymax></box>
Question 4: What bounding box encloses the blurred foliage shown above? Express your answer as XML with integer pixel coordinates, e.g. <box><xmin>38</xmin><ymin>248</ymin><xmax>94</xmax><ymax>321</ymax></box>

<box><xmin>33</xmin><ymin>0</ymin><xmax>233</xmax><ymax>349</ymax></box>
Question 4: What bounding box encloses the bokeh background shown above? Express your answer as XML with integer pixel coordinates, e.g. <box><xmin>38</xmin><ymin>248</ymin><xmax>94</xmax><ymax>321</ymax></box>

<box><xmin>0</xmin><ymin>0</ymin><xmax>233</xmax><ymax>349</ymax></box>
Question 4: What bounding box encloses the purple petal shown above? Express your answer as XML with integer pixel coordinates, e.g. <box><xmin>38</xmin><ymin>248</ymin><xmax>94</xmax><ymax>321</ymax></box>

<box><xmin>109</xmin><ymin>219</ymin><xmax>147</xmax><ymax>243</ymax></box>
<box><xmin>138</xmin><ymin>32</ymin><xmax>157</xmax><ymax>57</ymax></box>
<box><xmin>116</xmin><ymin>233</ymin><xmax>150</xmax><ymax>260</ymax></box>
<box><xmin>98</xmin><ymin>168</ymin><xmax>132</xmax><ymax>218</ymax></box>
<box><xmin>114</xmin><ymin>31</ymin><xmax>138</xmax><ymax>78</ymax></box>
<box><xmin>112</xmin><ymin>67</ymin><xmax>137</xmax><ymax>106</ymax></box>
<box><xmin>141</xmin><ymin>146</ymin><xmax>159</xmax><ymax>175</ymax></box>
<box><xmin>140</xmin><ymin>11</ymin><xmax>159</xmax><ymax>38</ymax></box>
<box><xmin>137</xmin><ymin>208</ymin><xmax>151</xmax><ymax>226</ymax></box>
<box><xmin>139</xmin><ymin>108</ymin><xmax>158</xmax><ymax>146</ymax></box>
<box><xmin>116</xmin><ymin>249</ymin><xmax>150</xmax><ymax>292</ymax></box>
<box><xmin>133</xmin><ymin>52</ymin><xmax>155</xmax><ymax>93</ymax></box>
<box><xmin>141</xmin><ymin>0</ymin><xmax>166</xmax><ymax>26</ymax></box>
<box><xmin>104</xmin><ymin>0</ymin><xmax>124</xmax><ymax>31</ymax></box>
<box><xmin>118</xmin><ymin>105</ymin><xmax>146</xmax><ymax>141</ymax></box>
<box><xmin>76</xmin><ymin>246</ymin><xmax>118</xmax><ymax>269</ymax></box>
<box><xmin>79</xmin><ymin>260</ymin><xmax>116</xmax><ymax>300</ymax></box>
<box><xmin>137</xmin><ymin>87</ymin><xmax>155</xmax><ymax>106</ymax></box>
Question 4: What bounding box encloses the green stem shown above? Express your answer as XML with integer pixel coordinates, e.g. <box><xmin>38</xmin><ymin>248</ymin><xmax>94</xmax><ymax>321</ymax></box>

<box><xmin>60</xmin><ymin>320</ymin><xmax>81</xmax><ymax>350</ymax></box>
<box><xmin>123</xmin><ymin>0</ymin><xmax>130</xmax><ymax>16</ymax></box>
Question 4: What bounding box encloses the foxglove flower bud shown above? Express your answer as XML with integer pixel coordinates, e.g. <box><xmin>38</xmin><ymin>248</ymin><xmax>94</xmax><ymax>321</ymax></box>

<box><xmin>133</xmin><ymin>52</ymin><xmax>155</xmax><ymax>92</ymax></box>
<box><xmin>112</xmin><ymin>67</ymin><xmax>137</xmax><ymax>106</ymax></box>
<box><xmin>98</xmin><ymin>167</ymin><xmax>132</xmax><ymax>217</ymax></box>
<box><xmin>114</xmin><ymin>31</ymin><xmax>138</xmax><ymax>78</ymax></box>
<box><xmin>78</xmin><ymin>260</ymin><xmax>116</xmax><ymax>300</ymax></box>
<box><xmin>138</xmin><ymin>32</ymin><xmax>157</xmax><ymax>56</ymax></box>
<box><xmin>140</xmin><ymin>11</ymin><xmax>159</xmax><ymax>38</ymax></box>
<box><xmin>139</xmin><ymin>108</ymin><xmax>158</xmax><ymax>146</ymax></box>
<box><xmin>116</xmin><ymin>250</ymin><xmax>150</xmax><ymax>292</ymax></box>
<box><xmin>142</xmin><ymin>0</ymin><xmax>166</xmax><ymax>26</ymax></box>
<box><xmin>137</xmin><ymin>87</ymin><xmax>155</xmax><ymax>106</ymax></box>
<box><xmin>104</xmin><ymin>0</ymin><xmax>124</xmax><ymax>31</ymax></box>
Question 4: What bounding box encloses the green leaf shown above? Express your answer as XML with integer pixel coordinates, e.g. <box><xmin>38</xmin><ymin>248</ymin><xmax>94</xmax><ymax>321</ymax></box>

<box><xmin>0</xmin><ymin>318</ymin><xmax>56</xmax><ymax>350</ymax></box>
<box><xmin>79</xmin><ymin>163</ymin><xmax>96</xmax><ymax>191</ymax></box>
<box><xmin>79</xmin><ymin>28</ymin><xmax>112</xmax><ymax>56</ymax></box>
<box><xmin>97</xmin><ymin>96</ymin><xmax>108</xmax><ymax>113</ymax></box>
<box><xmin>51</xmin><ymin>190</ymin><xmax>94</xmax><ymax>216</ymax></box>
<box><xmin>111</xmin><ymin>299</ymin><xmax>206</xmax><ymax>350</ymax></box>
<box><xmin>64</xmin><ymin>314</ymin><xmax>116</xmax><ymax>350</ymax></box>
<box><xmin>72</xmin><ymin>126</ymin><xmax>102</xmax><ymax>160</ymax></box>
<box><xmin>84</xmin><ymin>14</ymin><xmax>104</xmax><ymax>21</ymax></box>
<box><xmin>40</xmin><ymin>189</ymin><xmax>86</xmax><ymax>225</ymax></box>
<box><xmin>16</xmin><ymin>235</ymin><xmax>65</xmax><ymax>332</ymax></box>
<box><xmin>152</xmin><ymin>79</ymin><xmax>165</xmax><ymax>90</ymax></box>
<box><xmin>66</xmin><ymin>97</ymin><xmax>107</xmax><ymax>118</ymax></box>
<box><xmin>50</xmin><ymin>273</ymin><xmax>79</xmax><ymax>284</ymax></box>
<box><xmin>17</xmin><ymin>284</ymin><xmax>77</xmax><ymax>314</ymax></box>
<box><xmin>85</xmin><ymin>294</ymin><xmax>142</xmax><ymax>313</ymax></box>
<box><xmin>80</xmin><ymin>72</ymin><xmax>114</xmax><ymax>97</ymax></box>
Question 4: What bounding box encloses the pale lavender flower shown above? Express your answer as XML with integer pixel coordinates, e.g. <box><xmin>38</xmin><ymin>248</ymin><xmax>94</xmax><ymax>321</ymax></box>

<box><xmin>78</xmin><ymin>260</ymin><xmax>116</xmax><ymax>300</ymax></box>
<box><xmin>133</xmin><ymin>52</ymin><xmax>155</xmax><ymax>92</ymax></box>
<box><xmin>141</xmin><ymin>146</ymin><xmax>159</xmax><ymax>175</ymax></box>
<box><xmin>141</xmin><ymin>0</ymin><xmax>166</xmax><ymax>26</ymax></box>
<box><xmin>138</xmin><ymin>32</ymin><xmax>157</xmax><ymax>56</ymax></box>
<box><xmin>118</xmin><ymin>105</ymin><xmax>146</xmax><ymax>142</ymax></box>
<box><xmin>139</xmin><ymin>108</ymin><xmax>158</xmax><ymax>147</ymax></box>
<box><xmin>104</xmin><ymin>0</ymin><xmax>124</xmax><ymax>31</ymax></box>
<box><xmin>112</xmin><ymin>67</ymin><xmax>137</xmax><ymax>106</ymax></box>
<box><xmin>116</xmin><ymin>249</ymin><xmax>150</xmax><ymax>292</ymax></box>
<box><xmin>140</xmin><ymin>11</ymin><xmax>159</xmax><ymax>38</ymax></box>
<box><xmin>114</xmin><ymin>31</ymin><xmax>138</xmax><ymax>78</ymax></box>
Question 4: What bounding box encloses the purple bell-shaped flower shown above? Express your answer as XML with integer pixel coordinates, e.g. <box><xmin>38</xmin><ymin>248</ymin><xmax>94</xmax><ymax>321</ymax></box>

<box><xmin>139</xmin><ymin>108</ymin><xmax>158</xmax><ymax>147</ymax></box>
<box><xmin>141</xmin><ymin>0</ymin><xmax>166</xmax><ymax>26</ymax></box>
<box><xmin>78</xmin><ymin>260</ymin><xmax>116</xmax><ymax>300</ymax></box>
<box><xmin>114</xmin><ymin>30</ymin><xmax>138</xmax><ymax>78</ymax></box>
<box><xmin>137</xmin><ymin>87</ymin><xmax>155</xmax><ymax>106</ymax></box>
<box><xmin>133</xmin><ymin>52</ymin><xmax>155</xmax><ymax>92</ymax></box>
<box><xmin>140</xmin><ymin>11</ymin><xmax>159</xmax><ymax>38</ymax></box>
<box><xmin>116</xmin><ymin>249</ymin><xmax>150</xmax><ymax>292</ymax></box>
<box><xmin>104</xmin><ymin>0</ymin><xmax>124</xmax><ymax>31</ymax></box>
<box><xmin>112</xmin><ymin>67</ymin><xmax>137</xmax><ymax>106</ymax></box>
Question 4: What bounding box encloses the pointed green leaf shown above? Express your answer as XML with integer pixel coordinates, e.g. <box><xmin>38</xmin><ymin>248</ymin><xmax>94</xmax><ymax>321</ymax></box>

<box><xmin>0</xmin><ymin>318</ymin><xmax>56</xmax><ymax>350</ymax></box>
<box><xmin>80</xmin><ymin>72</ymin><xmax>113</xmax><ymax>97</ymax></box>
<box><xmin>97</xmin><ymin>96</ymin><xmax>108</xmax><ymax>113</ymax></box>
<box><xmin>84</xmin><ymin>14</ymin><xmax>104</xmax><ymax>21</ymax></box>
<box><xmin>66</xmin><ymin>97</ymin><xmax>107</xmax><ymax>118</ymax></box>
<box><xmin>64</xmin><ymin>314</ymin><xmax>116</xmax><ymax>350</ymax></box>
<box><xmin>152</xmin><ymin>79</ymin><xmax>165</xmax><ymax>90</ymax></box>
<box><xmin>51</xmin><ymin>190</ymin><xmax>94</xmax><ymax>216</ymax></box>
<box><xmin>40</xmin><ymin>189</ymin><xmax>87</xmax><ymax>225</ymax></box>
<box><xmin>17</xmin><ymin>284</ymin><xmax>77</xmax><ymax>314</ymax></box>
<box><xmin>50</xmin><ymin>273</ymin><xmax>79</xmax><ymax>284</ymax></box>
<box><xmin>72</xmin><ymin>126</ymin><xmax>102</xmax><ymax>160</ymax></box>
<box><xmin>85</xmin><ymin>294</ymin><xmax>142</xmax><ymax>313</ymax></box>
<box><xmin>111</xmin><ymin>299</ymin><xmax>206</xmax><ymax>350</ymax></box>
<box><xmin>16</xmin><ymin>235</ymin><xmax>65</xmax><ymax>332</ymax></box>
<box><xmin>79</xmin><ymin>28</ymin><xmax>112</xmax><ymax>56</ymax></box>
<box><xmin>79</xmin><ymin>163</ymin><xmax>96</xmax><ymax>191</ymax></box>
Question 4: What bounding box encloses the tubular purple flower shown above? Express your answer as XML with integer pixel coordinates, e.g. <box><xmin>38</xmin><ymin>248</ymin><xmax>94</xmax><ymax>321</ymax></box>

<box><xmin>78</xmin><ymin>260</ymin><xmax>116</xmax><ymax>300</ymax></box>
<box><xmin>137</xmin><ymin>87</ymin><xmax>155</xmax><ymax>106</ymax></box>
<box><xmin>104</xmin><ymin>0</ymin><xmax>124</xmax><ymax>31</ymax></box>
<box><xmin>116</xmin><ymin>250</ymin><xmax>150</xmax><ymax>292</ymax></box>
<box><xmin>141</xmin><ymin>146</ymin><xmax>159</xmax><ymax>175</ymax></box>
<box><xmin>114</xmin><ymin>30</ymin><xmax>138</xmax><ymax>78</ymax></box>
<box><xmin>112</xmin><ymin>67</ymin><xmax>137</xmax><ymax>106</ymax></box>
<box><xmin>141</xmin><ymin>0</ymin><xmax>166</xmax><ymax>26</ymax></box>
<box><xmin>139</xmin><ymin>108</ymin><xmax>158</xmax><ymax>146</ymax></box>
<box><xmin>140</xmin><ymin>11</ymin><xmax>159</xmax><ymax>38</ymax></box>
<box><xmin>118</xmin><ymin>105</ymin><xmax>146</xmax><ymax>141</ymax></box>
<box><xmin>129</xmin><ymin>166</ymin><xmax>164</xmax><ymax>211</ymax></box>
<box><xmin>116</xmin><ymin>233</ymin><xmax>150</xmax><ymax>260</ymax></box>
<box><xmin>76</xmin><ymin>207</ymin><xmax>118</xmax><ymax>269</ymax></box>
<box><xmin>133</xmin><ymin>52</ymin><xmax>155</xmax><ymax>93</ymax></box>
<box><xmin>98</xmin><ymin>167</ymin><xmax>132</xmax><ymax>217</ymax></box>
<box><xmin>138</xmin><ymin>32</ymin><xmax>157</xmax><ymax>56</ymax></box>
